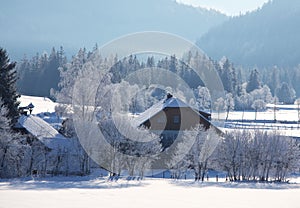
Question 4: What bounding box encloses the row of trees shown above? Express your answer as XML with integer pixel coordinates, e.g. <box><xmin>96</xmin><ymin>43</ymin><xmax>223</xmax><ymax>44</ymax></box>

<box><xmin>17</xmin><ymin>47</ymin><xmax>67</xmax><ymax>97</ymax></box>
<box><xmin>216</xmin><ymin>131</ymin><xmax>299</xmax><ymax>182</ymax></box>
<box><xmin>16</xmin><ymin>46</ymin><xmax>299</xmax><ymax>108</ymax></box>
<box><xmin>214</xmin><ymin>58</ymin><xmax>297</xmax><ymax>108</ymax></box>
<box><xmin>168</xmin><ymin>127</ymin><xmax>299</xmax><ymax>182</ymax></box>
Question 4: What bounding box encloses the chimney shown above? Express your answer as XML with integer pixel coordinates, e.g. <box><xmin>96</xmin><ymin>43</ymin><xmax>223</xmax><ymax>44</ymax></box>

<box><xmin>166</xmin><ymin>93</ymin><xmax>173</xmax><ymax>100</ymax></box>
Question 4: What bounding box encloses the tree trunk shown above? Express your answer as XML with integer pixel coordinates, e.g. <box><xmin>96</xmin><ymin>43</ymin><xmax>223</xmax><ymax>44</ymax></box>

<box><xmin>226</xmin><ymin>109</ymin><xmax>229</xmax><ymax>121</ymax></box>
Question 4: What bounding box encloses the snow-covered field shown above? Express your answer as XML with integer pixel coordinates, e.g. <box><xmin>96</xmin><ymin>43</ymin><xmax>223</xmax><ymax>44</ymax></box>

<box><xmin>0</xmin><ymin>171</ymin><xmax>299</xmax><ymax>208</ymax></box>
<box><xmin>213</xmin><ymin>106</ymin><xmax>300</xmax><ymax>137</ymax></box>
<box><xmin>227</xmin><ymin>109</ymin><xmax>299</xmax><ymax>122</ymax></box>
<box><xmin>18</xmin><ymin>95</ymin><xmax>57</xmax><ymax>114</ymax></box>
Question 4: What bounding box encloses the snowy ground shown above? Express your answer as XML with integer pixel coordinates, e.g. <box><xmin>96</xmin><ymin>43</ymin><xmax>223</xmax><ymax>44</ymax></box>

<box><xmin>0</xmin><ymin>170</ymin><xmax>299</xmax><ymax>208</ymax></box>
<box><xmin>18</xmin><ymin>95</ymin><xmax>57</xmax><ymax>114</ymax></box>
<box><xmin>213</xmin><ymin>107</ymin><xmax>300</xmax><ymax>137</ymax></box>
<box><xmin>227</xmin><ymin>109</ymin><xmax>299</xmax><ymax>122</ymax></box>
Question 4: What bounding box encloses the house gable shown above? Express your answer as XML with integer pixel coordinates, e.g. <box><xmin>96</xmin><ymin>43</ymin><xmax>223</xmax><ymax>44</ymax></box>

<box><xmin>135</xmin><ymin>94</ymin><xmax>211</xmax><ymax>132</ymax></box>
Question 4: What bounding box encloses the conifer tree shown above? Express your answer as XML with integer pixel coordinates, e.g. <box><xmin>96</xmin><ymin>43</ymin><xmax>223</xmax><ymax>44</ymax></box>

<box><xmin>276</xmin><ymin>82</ymin><xmax>296</xmax><ymax>104</ymax></box>
<box><xmin>246</xmin><ymin>69</ymin><xmax>261</xmax><ymax>93</ymax></box>
<box><xmin>0</xmin><ymin>48</ymin><xmax>20</xmax><ymax>126</ymax></box>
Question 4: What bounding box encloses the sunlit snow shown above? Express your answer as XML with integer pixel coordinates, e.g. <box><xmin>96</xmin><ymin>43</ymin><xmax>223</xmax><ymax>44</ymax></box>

<box><xmin>0</xmin><ymin>171</ymin><xmax>299</xmax><ymax>208</ymax></box>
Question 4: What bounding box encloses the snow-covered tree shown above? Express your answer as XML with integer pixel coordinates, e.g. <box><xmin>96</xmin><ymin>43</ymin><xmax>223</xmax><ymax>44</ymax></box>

<box><xmin>218</xmin><ymin>57</ymin><xmax>238</xmax><ymax>94</ymax></box>
<box><xmin>53</xmin><ymin>49</ymin><xmax>113</xmax><ymax>176</ymax></box>
<box><xmin>251</xmin><ymin>99</ymin><xmax>266</xmax><ymax>120</ymax></box>
<box><xmin>214</xmin><ymin>97</ymin><xmax>225</xmax><ymax>120</ymax></box>
<box><xmin>295</xmin><ymin>98</ymin><xmax>300</xmax><ymax>122</ymax></box>
<box><xmin>225</xmin><ymin>93</ymin><xmax>234</xmax><ymax>120</ymax></box>
<box><xmin>0</xmin><ymin>102</ymin><xmax>15</xmax><ymax>177</ymax></box>
<box><xmin>215</xmin><ymin>130</ymin><xmax>299</xmax><ymax>182</ymax></box>
<box><xmin>276</xmin><ymin>82</ymin><xmax>296</xmax><ymax>104</ymax></box>
<box><xmin>195</xmin><ymin>86</ymin><xmax>211</xmax><ymax>110</ymax></box>
<box><xmin>235</xmin><ymin>87</ymin><xmax>253</xmax><ymax>111</ymax></box>
<box><xmin>0</xmin><ymin>101</ymin><xmax>31</xmax><ymax>178</ymax></box>
<box><xmin>195</xmin><ymin>128</ymin><xmax>220</xmax><ymax>181</ymax></box>
<box><xmin>167</xmin><ymin>133</ymin><xmax>193</xmax><ymax>179</ymax></box>
<box><xmin>273</xmin><ymin>96</ymin><xmax>279</xmax><ymax>121</ymax></box>
<box><xmin>235</xmin><ymin>84</ymin><xmax>273</xmax><ymax>112</ymax></box>
<box><xmin>250</xmin><ymin>85</ymin><xmax>273</xmax><ymax>104</ymax></box>
<box><xmin>54</xmin><ymin>48</ymin><xmax>87</xmax><ymax>104</ymax></box>
<box><xmin>215</xmin><ymin>130</ymin><xmax>245</xmax><ymax>181</ymax></box>
<box><xmin>122</xmin><ymin>126</ymin><xmax>162</xmax><ymax>178</ymax></box>
<box><xmin>129</xmin><ymin>87</ymin><xmax>159</xmax><ymax>113</ymax></box>
<box><xmin>268</xmin><ymin>66</ymin><xmax>280</xmax><ymax>96</ymax></box>
<box><xmin>246</xmin><ymin>69</ymin><xmax>261</xmax><ymax>93</ymax></box>
<box><xmin>174</xmin><ymin>126</ymin><xmax>221</xmax><ymax>181</ymax></box>
<box><xmin>99</xmin><ymin>117</ymin><xmax>162</xmax><ymax>178</ymax></box>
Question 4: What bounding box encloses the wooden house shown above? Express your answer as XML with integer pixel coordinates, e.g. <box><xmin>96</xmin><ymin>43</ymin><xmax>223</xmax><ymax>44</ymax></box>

<box><xmin>134</xmin><ymin>94</ymin><xmax>214</xmax><ymax>147</ymax></box>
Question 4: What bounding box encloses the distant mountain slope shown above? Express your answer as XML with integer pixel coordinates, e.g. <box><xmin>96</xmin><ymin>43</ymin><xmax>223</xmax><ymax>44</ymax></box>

<box><xmin>197</xmin><ymin>0</ymin><xmax>300</xmax><ymax>67</ymax></box>
<box><xmin>0</xmin><ymin>0</ymin><xmax>227</xmax><ymax>60</ymax></box>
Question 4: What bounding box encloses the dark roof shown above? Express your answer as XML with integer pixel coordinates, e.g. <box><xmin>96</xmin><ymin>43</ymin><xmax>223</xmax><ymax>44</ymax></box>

<box><xmin>27</xmin><ymin>103</ymin><xmax>35</xmax><ymax>108</ymax></box>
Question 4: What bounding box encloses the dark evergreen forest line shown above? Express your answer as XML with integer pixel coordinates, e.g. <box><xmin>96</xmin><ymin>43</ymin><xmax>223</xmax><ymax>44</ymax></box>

<box><xmin>16</xmin><ymin>46</ymin><xmax>300</xmax><ymax>109</ymax></box>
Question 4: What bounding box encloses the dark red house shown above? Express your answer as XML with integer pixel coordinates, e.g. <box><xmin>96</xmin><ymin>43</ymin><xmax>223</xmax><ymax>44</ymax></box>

<box><xmin>134</xmin><ymin>94</ymin><xmax>211</xmax><ymax>131</ymax></box>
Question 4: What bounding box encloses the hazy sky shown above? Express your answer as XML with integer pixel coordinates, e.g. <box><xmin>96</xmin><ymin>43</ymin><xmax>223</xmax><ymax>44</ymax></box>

<box><xmin>177</xmin><ymin>0</ymin><xmax>270</xmax><ymax>15</ymax></box>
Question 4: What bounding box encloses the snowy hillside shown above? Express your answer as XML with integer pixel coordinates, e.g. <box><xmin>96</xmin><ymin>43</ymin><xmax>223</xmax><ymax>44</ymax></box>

<box><xmin>18</xmin><ymin>95</ymin><xmax>57</xmax><ymax>114</ymax></box>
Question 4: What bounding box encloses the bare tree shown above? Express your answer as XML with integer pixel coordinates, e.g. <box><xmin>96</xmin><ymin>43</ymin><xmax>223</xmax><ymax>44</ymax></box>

<box><xmin>225</xmin><ymin>93</ymin><xmax>235</xmax><ymax>121</ymax></box>
<box><xmin>214</xmin><ymin>97</ymin><xmax>225</xmax><ymax>120</ymax></box>
<box><xmin>295</xmin><ymin>98</ymin><xmax>300</xmax><ymax>123</ymax></box>
<box><xmin>251</xmin><ymin>99</ymin><xmax>266</xmax><ymax>120</ymax></box>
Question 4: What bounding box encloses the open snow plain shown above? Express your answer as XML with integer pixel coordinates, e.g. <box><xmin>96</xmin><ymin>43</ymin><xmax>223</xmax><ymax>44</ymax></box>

<box><xmin>0</xmin><ymin>171</ymin><xmax>299</xmax><ymax>208</ymax></box>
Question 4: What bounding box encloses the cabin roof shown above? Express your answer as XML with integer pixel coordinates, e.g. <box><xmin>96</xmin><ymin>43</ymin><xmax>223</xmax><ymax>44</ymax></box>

<box><xmin>18</xmin><ymin>115</ymin><xmax>70</xmax><ymax>149</ymax></box>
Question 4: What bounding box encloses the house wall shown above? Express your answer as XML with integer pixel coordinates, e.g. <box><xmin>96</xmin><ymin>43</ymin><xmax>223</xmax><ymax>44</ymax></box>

<box><xmin>144</xmin><ymin>107</ymin><xmax>210</xmax><ymax>131</ymax></box>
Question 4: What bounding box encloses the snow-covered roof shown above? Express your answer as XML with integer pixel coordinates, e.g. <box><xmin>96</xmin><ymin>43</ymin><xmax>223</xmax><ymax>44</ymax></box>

<box><xmin>133</xmin><ymin>96</ymin><xmax>208</xmax><ymax>127</ymax></box>
<box><xmin>18</xmin><ymin>115</ymin><xmax>70</xmax><ymax>149</ymax></box>
<box><xmin>163</xmin><ymin>97</ymin><xmax>190</xmax><ymax>108</ymax></box>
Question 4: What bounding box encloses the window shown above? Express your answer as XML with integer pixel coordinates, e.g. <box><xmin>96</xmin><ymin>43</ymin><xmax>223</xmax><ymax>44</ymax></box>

<box><xmin>173</xmin><ymin>115</ymin><xmax>180</xmax><ymax>124</ymax></box>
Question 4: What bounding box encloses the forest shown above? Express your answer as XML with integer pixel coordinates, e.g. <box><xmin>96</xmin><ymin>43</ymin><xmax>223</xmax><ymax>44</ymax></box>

<box><xmin>198</xmin><ymin>0</ymin><xmax>300</xmax><ymax>67</ymax></box>
<box><xmin>16</xmin><ymin>46</ymin><xmax>300</xmax><ymax>110</ymax></box>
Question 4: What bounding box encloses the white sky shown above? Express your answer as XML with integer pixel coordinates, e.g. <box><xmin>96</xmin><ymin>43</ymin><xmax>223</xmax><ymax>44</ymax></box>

<box><xmin>176</xmin><ymin>0</ymin><xmax>270</xmax><ymax>16</ymax></box>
